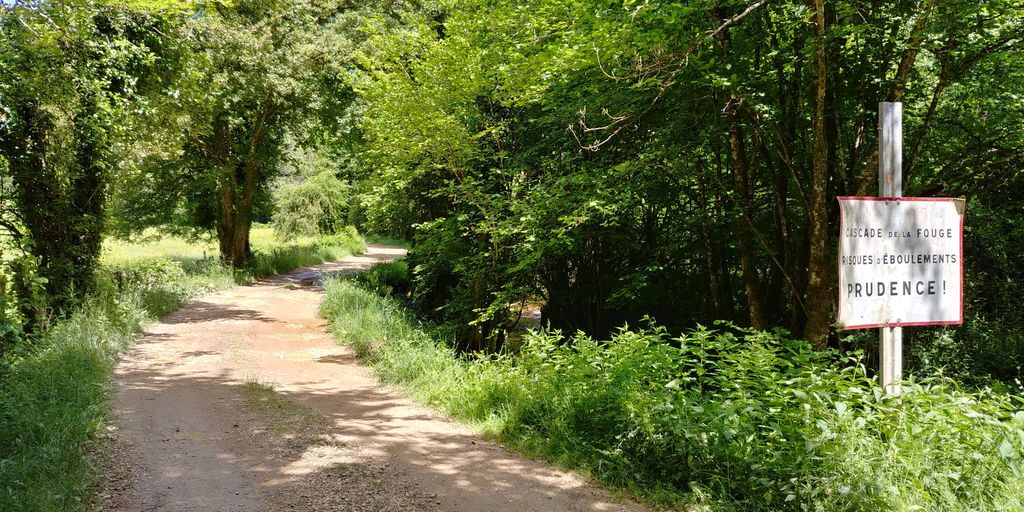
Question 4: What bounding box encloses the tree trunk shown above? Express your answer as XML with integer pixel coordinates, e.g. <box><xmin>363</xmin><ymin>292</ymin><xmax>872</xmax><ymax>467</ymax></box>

<box><xmin>726</xmin><ymin>99</ymin><xmax>767</xmax><ymax>330</ymax></box>
<box><xmin>216</xmin><ymin>171</ymin><xmax>236</xmax><ymax>263</ymax></box>
<box><xmin>216</xmin><ymin>165</ymin><xmax>258</xmax><ymax>267</ymax></box>
<box><xmin>854</xmin><ymin>2</ymin><xmax>936</xmax><ymax>195</ymax></box>
<box><xmin>906</xmin><ymin>64</ymin><xmax>950</xmax><ymax>184</ymax></box>
<box><xmin>230</xmin><ymin>216</ymin><xmax>252</xmax><ymax>267</ymax></box>
<box><xmin>213</xmin><ymin>103</ymin><xmax>274</xmax><ymax>267</ymax></box>
<box><xmin>802</xmin><ymin>0</ymin><xmax>832</xmax><ymax>348</ymax></box>
<box><xmin>714</xmin><ymin>7</ymin><xmax>766</xmax><ymax>329</ymax></box>
<box><xmin>698</xmin><ymin>176</ymin><xmax>726</xmax><ymax>318</ymax></box>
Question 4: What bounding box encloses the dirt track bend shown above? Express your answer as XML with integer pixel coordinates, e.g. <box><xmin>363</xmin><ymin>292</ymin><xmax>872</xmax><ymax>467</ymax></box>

<box><xmin>98</xmin><ymin>244</ymin><xmax>648</xmax><ymax>512</ymax></box>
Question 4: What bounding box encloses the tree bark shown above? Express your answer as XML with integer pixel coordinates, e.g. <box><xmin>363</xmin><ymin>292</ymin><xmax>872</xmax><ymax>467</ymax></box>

<box><xmin>213</xmin><ymin>104</ymin><xmax>275</xmax><ymax>266</ymax></box>
<box><xmin>713</xmin><ymin>6</ymin><xmax>766</xmax><ymax>329</ymax></box>
<box><xmin>697</xmin><ymin>175</ymin><xmax>727</xmax><ymax>318</ymax></box>
<box><xmin>216</xmin><ymin>164</ymin><xmax>257</xmax><ymax>267</ymax></box>
<box><xmin>726</xmin><ymin>98</ymin><xmax>767</xmax><ymax>330</ymax></box>
<box><xmin>802</xmin><ymin>0</ymin><xmax>832</xmax><ymax>348</ymax></box>
<box><xmin>216</xmin><ymin>172</ymin><xmax>236</xmax><ymax>263</ymax></box>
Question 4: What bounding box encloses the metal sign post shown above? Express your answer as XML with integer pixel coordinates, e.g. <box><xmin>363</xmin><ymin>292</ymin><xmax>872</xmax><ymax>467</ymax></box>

<box><xmin>879</xmin><ymin>102</ymin><xmax>902</xmax><ymax>396</ymax></box>
<box><xmin>836</xmin><ymin>103</ymin><xmax>964</xmax><ymax>396</ymax></box>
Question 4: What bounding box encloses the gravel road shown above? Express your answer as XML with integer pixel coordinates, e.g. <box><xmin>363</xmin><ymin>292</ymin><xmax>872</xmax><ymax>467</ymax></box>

<box><xmin>97</xmin><ymin>244</ymin><xmax>648</xmax><ymax>512</ymax></box>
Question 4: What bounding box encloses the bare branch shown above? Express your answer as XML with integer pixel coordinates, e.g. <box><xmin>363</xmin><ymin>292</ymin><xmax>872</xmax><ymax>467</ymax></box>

<box><xmin>652</xmin><ymin>0</ymin><xmax>771</xmax><ymax>104</ymax></box>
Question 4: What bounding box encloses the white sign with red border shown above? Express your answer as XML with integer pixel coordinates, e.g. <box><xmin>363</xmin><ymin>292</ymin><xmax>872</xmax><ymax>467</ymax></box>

<box><xmin>837</xmin><ymin>197</ymin><xmax>965</xmax><ymax>329</ymax></box>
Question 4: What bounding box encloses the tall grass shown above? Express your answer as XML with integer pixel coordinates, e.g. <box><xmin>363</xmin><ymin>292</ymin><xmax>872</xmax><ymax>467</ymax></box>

<box><xmin>101</xmin><ymin>225</ymin><xmax>286</xmax><ymax>264</ymax></box>
<box><xmin>247</xmin><ymin>227</ymin><xmax>366</xmax><ymax>279</ymax></box>
<box><xmin>102</xmin><ymin>225</ymin><xmax>366</xmax><ymax>285</ymax></box>
<box><xmin>0</xmin><ymin>291</ymin><xmax>150</xmax><ymax>510</ymax></box>
<box><xmin>102</xmin><ymin>225</ymin><xmax>366</xmax><ymax>279</ymax></box>
<box><xmin>0</xmin><ymin>228</ymin><xmax>365</xmax><ymax>511</ymax></box>
<box><xmin>320</xmin><ymin>278</ymin><xmax>1024</xmax><ymax>512</ymax></box>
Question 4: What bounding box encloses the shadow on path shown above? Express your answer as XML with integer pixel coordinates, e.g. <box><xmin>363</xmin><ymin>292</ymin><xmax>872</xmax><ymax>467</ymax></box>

<box><xmin>104</xmin><ymin>244</ymin><xmax>645</xmax><ymax>512</ymax></box>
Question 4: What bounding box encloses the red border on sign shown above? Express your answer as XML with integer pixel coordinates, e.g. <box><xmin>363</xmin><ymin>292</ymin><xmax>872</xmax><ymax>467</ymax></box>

<box><xmin>836</xmin><ymin>196</ymin><xmax>965</xmax><ymax>330</ymax></box>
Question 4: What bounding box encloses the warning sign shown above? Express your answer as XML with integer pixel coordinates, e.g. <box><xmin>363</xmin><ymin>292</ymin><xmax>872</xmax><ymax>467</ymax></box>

<box><xmin>837</xmin><ymin>197</ymin><xmax>965</xmax><ymax>329</ymax></box>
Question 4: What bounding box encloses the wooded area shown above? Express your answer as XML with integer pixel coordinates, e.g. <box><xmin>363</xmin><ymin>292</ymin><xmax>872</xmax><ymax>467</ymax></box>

<box><xmin>2</xmin><ymin>0</ymin><xmax>1024</xmax><ymax>510</ymax></box>
<box><xmin>3</xmin><ymin>0</ymin><xmax>1022</xmax><ymax>358</ymax></box>
<box><xmin>351</xmin><ymin>0</ymin><xmax>1024</xmax><ymax>375</ymax></box>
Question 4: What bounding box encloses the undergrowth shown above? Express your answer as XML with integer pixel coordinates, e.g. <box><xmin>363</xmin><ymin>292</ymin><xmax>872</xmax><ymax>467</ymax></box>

<box><xmin>245</xmin><ymin>239</ymin><xmax>365</xmax><ymax>280</ymax></box>
<box><xmin>320</xmin><ymin>278</ymin><xmax>1024</xmax><ymax>511</ymax></box>
<box><xmin>363</xmin><ymin>234</ymin><xmax>411</xmax><ymax>248</ymax></box>
<box><xmin>0</xmin><ymin>230</ymin><xmax>364</xmax><ymax>511</ymax></box>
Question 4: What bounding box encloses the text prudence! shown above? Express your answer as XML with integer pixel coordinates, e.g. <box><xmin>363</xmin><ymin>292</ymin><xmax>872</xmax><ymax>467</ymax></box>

<box><xmin>846</xmin><ymin>280</ymin><xmax>947</xmax><ymax>298</ymax></box>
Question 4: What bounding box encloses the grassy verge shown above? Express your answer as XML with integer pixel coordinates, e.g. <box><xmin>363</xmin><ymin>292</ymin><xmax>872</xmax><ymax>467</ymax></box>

<box><xmin>0</xmin><ymin>228</ymin><xmax>364</xmax><ymax>511</ymax></box>
<box><xmin>102</xmin><ymin>225</ymin><xmax>367</xmax><ymax>284</ymax></box>
<box><xmin>245</xmin><ymin>240</ymin><xmax>365</xmax><ymax>280</ymax></box>
<box><xmin>320</xmin><ymin>276</ymin><xmax>1024</xmax><ymax>512</ymax></box>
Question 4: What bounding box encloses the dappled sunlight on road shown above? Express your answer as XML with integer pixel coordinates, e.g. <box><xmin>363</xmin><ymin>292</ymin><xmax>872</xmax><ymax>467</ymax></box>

<box><xmin>103</xmin><ymin>244</ymin><xmax>645</xmax><ymax>512</ymax></box>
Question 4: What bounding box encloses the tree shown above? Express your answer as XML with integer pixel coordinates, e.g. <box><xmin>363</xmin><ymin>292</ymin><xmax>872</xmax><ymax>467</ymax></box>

<box><xmin>111</xmin><ymin>0</ymin><xmax>362</xmax><ymax>265</ymax></box>
<box><xmin>0</xmin><ymin>2</ymin><xmax>178</xmax><ymax>324</ymax></box>
<box><xmin>355</xmin><ymin>0</ymin><xmax>1024</xmax><ymax>351</ymax></box>
<box><xmin>272</xmin><ymin>170</ymin><xmax>351</xmax><ymax>240</ymax></box>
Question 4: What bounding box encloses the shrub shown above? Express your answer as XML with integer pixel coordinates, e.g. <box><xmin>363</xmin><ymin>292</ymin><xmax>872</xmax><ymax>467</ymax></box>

<box><xmin>352</xmin><ymin>259</ymin><xmax>410</xmax><ymax>298</ymax></box>
<box><xmin>242</xmin><ymin>226</ymin><xmax>365</xmax><ymax>278</ymax></box>
<box><xmin>321</xmin><ymin>279</ymin><xmax>1024</xmax><ymax>511</ymax></box>
<box><xmin>98</xmin><ymin>258</ymin><xmax>235</xmax><ymax>318</ymax></box>
<box><xmin>272</xmin><ymin>172</ymin><xmax>350</xmax><ymax>240</ymax></box>
<box><xmin>316</xmin><ymin>226</ymin><xmax>367</xmax><ymax>256</ymax></box>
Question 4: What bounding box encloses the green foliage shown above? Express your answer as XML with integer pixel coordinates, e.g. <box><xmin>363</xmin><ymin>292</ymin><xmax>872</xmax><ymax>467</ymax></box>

<box><xmin>1</xmin><ymin>3</ymin><xmax>184</xmax><ymax>321</ymax></box>
<box><xmin>0</xmin><ymin>302</ymin><xmax>132</xmax><ymax>512</ymax></box>
<box><xmin>0</xmin><ymin>257</ymin><xmax>228</xmax><ymax>511</ymax></box>
<box><xmin>322</xmin><ymin>279</ymin><xmax>1024</xmax><ymax>511</ymax></box>
<box><xmin>352</xmin><ymin>259</ymin><xmax>410</xmax><ymax>298</ymax></box>
<box><xmin>108</xmin><ymin>0</ymin><xmax>368</xmax><ymax>265</ymax></box>
<box><xmin>273</xmin><ymin>171</ymin><xmax>351</xmax><ymax>240</ymax></box>
<box><xmin>0</xmin><ymin>243</ymin><xmax>48</xmax><ymax>348</ymax></box>
<box><xmin>321</xmin><ymin>278</ymin><xmax>425</xmax><ymax>360</ymax></box>
<box><xmin>354</xmin><ymin>0</ymin><xmax>1024</xmax><ymax>354</ymax></box>
<box><xmin>316</xmin><ymin>226</ymin><xmax>368</xmax><ymax>257</ymax></box>
<box><xmin>101</xmin><ymin>226</ymin><xmax>365</xmax><ymax>284</ymax></box>
<box><xmin>245</xmin><ymin>241</ymin><xmax>363</xmax><ymax>279</ymax></box>
<box><xmin>910</xmin><ymin>193</ymin><xmax>1024</xmax><ymax>389</ymax></box>
<box><xmin>362</xmin><ymin>235</ymin><xmax>411</xmax><ymax>248</ymax></box>
<box><xmin>99</xmin><ymin>258</ymin><xmax>234</xmax><ymax>317</ymax></box>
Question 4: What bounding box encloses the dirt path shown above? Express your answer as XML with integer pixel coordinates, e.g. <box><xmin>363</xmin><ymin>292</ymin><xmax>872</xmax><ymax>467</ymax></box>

<box><xmin>100</xmin><ymin>244</ymin><xmax>648</xmax><ymax>512</ymax></box>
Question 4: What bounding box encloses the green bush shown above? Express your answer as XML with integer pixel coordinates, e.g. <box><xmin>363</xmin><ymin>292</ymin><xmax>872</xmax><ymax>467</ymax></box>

<box><xmin>316</xmin><ymin>226</ymin><xmax>367</xmax><ymax>256</ymax></box>
<box><xmin>247</xmin><ymin>245</ymin><xmax>345</xmax><ymax>278</ymax></box>
<box><xmin>272</xmin><ymin>171</ymin><xmax>351</xmax><ymax>240</ymax></box>
<box><xmin>352</xmin><ymin>259</ymin><xmax>410</xmax><ymax>298</ymax></box>
<box><xmin>321</xmin><ymin>279</ymin><xmax>1024</xmax><ymax>511</ymax></box>
<box><xmin>243</xmin><ymin>227</ymin><xmax>365</xmax><ymax>278</ymax></box>
<box><xmin>99</xmin><ymin>258</ymin><xmax>235</xmax><ymax>318</ymax></box>
<box><xmin>362</xmin><ymin>234</ymin><xmax>411</xmax><ymax>248</ymax></box>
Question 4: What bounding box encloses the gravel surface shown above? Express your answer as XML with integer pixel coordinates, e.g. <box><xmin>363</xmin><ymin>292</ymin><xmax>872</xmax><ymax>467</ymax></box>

<box><xmin>96</xmin><ymin>244</ymin><xmax>649</xmax><ymax>512</ymax></box>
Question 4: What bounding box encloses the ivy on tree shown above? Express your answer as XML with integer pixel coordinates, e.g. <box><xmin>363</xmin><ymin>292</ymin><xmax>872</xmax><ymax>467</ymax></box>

<box><xmin>0</xmin><ymin>3</ymin><xmax>178</xmax><ymax>326</ymax></box>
